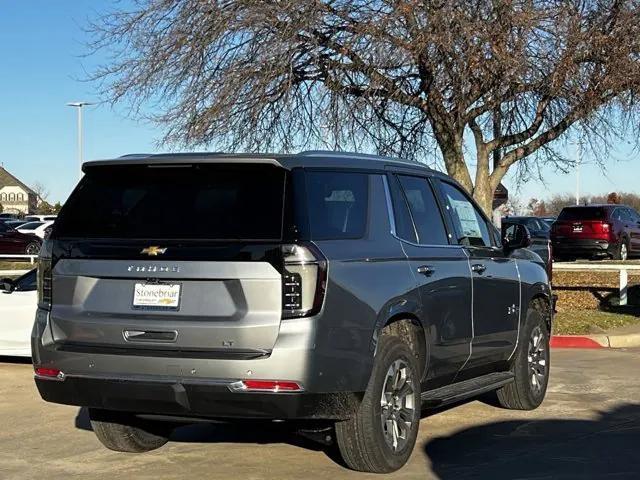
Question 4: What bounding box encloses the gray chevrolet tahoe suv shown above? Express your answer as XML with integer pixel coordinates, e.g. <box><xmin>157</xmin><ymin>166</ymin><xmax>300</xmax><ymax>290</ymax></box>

<box><xmin>33</xmin><ymin>151</ymin><xmax>552</xmax><ymax>473</ymax></box>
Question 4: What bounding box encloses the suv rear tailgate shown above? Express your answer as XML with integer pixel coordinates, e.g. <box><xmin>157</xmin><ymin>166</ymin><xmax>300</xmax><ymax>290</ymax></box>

<box><xmin>50</xmin><ymin>259</ymin><xmax>282</xmax><ymax>355</ymax></box>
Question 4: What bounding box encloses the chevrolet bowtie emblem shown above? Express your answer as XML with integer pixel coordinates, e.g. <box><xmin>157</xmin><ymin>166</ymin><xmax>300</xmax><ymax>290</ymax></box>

<box><xmin>140</xmin><ymin>246</ymin><xmax>167</xmax><ymax>256</ymax></box>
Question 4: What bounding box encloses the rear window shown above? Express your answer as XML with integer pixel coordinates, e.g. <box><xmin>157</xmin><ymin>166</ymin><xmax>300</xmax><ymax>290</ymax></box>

<box><xmin>306</xmin><ymin>171</ymin><xmax>369</xmax><ymax>240</ymax></box>
<box><xmin>54</xmin><ymin>164</ymin><xmax>286</xmax><ymax>240</ymax></box>
<box><xmin>558</xmin><ymin>207</ymin><xmax>607</xmax><ymax>221</ymax></box>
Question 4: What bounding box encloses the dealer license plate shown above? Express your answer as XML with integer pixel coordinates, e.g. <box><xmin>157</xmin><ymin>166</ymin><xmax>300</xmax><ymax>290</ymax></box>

<box><xmin>133</xmin><ymin>283</ymin><xmax>181</xmax><ymax>310</ymax></box>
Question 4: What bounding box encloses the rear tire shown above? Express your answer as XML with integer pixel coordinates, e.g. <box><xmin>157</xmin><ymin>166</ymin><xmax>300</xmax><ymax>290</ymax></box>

<box><xmin>89</xmin><ymin>408</ymin><xmax>171</xmax><ymax>453</ymax></box>
<box><xmin>495</xmin><ymin>302</ymin><xmax>550</xmax><ymax>410</ymax></box>
<box><xmin>335</xmin><ymin>336</ymin><xmax>421</xmax><ymax>473</ymax></box>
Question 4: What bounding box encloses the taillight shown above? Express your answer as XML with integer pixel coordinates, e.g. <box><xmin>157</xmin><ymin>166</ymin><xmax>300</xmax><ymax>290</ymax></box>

<box><xmin>601</xmin><ymin>222</ymin><xmax>611</xmax><ymax>233</ymax></box>
<box><xmin>37</xmin><ymin>240</ymin><xmax>53</xmax><ymax>311</ymax></box>
<box><xmin>229</xmin><ymin>380</ymin><xmax>303</xmax><ymax>393</ymax></box>
<box><xmin>281</xmin><ymin>243</ymin><xmax>327</xmax><ymax>319</ymax></box>
<box><xmin>34</xmin><ymin>367</ymin><xmax>65</xmax><ymax>380</ymax></box>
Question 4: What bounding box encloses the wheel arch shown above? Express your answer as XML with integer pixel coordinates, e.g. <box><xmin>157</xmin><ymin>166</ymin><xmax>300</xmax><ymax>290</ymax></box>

<box><xmin>526</xmin><ymin>287</ymin><xmax>553</xmax><ymax>333</ymax></box>
<box><xmin>374</xmin><ymin>310</ymin><xmax>428</xmax><ymax>381</ymax></box>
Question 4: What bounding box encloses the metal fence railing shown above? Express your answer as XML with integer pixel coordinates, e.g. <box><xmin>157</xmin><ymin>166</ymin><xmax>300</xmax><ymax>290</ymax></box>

<box><xmin>553</xmin><ymin>263</ymin><xmax>640</xmax><ymax>306</ymax></box>
<box><xmin>0</xmin><ymin>254</ymin><xmax>38</xmax><ymax>277</ymax></box>
<box><xmin>0</xmin><ymin>254</ymin><xmax>38</xmax><ymax>264</ymax></box>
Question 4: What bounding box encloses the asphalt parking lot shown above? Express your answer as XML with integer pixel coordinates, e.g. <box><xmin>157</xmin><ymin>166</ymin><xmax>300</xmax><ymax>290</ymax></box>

<box><xmin>1</xmin><ymin>348</ymin><xmax>639</xmax><ymax>480</ymax></box>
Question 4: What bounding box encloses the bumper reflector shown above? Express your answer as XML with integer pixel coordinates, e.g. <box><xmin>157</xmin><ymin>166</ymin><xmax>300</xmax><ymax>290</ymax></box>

<box><xmin>229</xmin><ymin>380</ymin><xmax>303</xmax><ymax>393</ymax></box>
<box><xmin>34</xmin><ymin>367</ymin><xmax>65</xmax><ymax>381</ymax></box>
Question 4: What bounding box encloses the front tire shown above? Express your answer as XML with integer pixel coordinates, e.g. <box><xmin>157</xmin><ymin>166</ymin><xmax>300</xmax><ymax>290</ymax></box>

<box><xmin>24</xmin><ymin>242</ymin><xmax>40</xmax><ymax>256</ymax></box>
<box><xmin>495</xmin><ymin>302</ymin><xmax>550</xmax><ymax>410</ymax></box>
<box><xmin>335</xmin><ymin>336</ymin><xmax>421</xmax><ymax>473</ymax></box>
<box><xmin>89</xmin><ymin>408</ymin><xmax>171</xmax><ymax>453</ymax></box>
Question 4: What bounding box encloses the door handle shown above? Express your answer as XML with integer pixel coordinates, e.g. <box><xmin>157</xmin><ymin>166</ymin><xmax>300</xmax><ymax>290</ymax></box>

<box><xmin>417</xmin><ymin>265</ymin><xmax>435</xmax><ymax>277</ymax></box>
<box><xmin>471</xmin><ymin>263</ymin><xmax>487</xmax><ymax>274</ymax></box>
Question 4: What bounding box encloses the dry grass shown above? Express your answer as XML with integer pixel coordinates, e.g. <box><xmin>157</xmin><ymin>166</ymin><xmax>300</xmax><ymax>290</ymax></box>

<box><xmin>553</xmin><ymin>309</ymin><xmax>640</xmax><ymax>335</ymax></box>
<box><xmin>0</xmin><ymin>261</ymin><xmax>34</xmax><ymax>271</ymax></box>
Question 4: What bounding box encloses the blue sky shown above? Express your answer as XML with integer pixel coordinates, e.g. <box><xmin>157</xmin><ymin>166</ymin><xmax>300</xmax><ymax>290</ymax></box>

<box><xmin>0</xmin><ymin>1</ymin><xmax>637</xmax><ymax>204</ymax></box>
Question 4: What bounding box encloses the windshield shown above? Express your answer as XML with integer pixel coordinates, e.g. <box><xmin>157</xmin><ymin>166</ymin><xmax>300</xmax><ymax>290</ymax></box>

<box><xmin>19</xmin><ymin>222</ymin><xmax>44</xmax><ymax>230</ymax></box>
<box><xmin>54</xmin><ymin>164</ymin><xmax>287</xmax><ymax>240</ymax></box>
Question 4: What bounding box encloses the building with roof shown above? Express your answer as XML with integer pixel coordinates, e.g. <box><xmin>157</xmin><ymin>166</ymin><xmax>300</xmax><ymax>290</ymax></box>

<box><xmin>0</xmin><ymin>166</ymin><xmax>38</xmax><ymax>214</ymax></box>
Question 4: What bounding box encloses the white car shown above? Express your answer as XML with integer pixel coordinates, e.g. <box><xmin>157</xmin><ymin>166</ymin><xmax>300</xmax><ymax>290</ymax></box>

<box><xmin>17</xmin><ymin>220</ymin><xmax>54</xmax><ymax>239</ymax></box>
<box><xmin>24</xmin><ymin>215</ymin><xmax>57</xmax><ymax>222</ymax></box>
<box><xmin>0</xmin><ymin>269</ymin><xmax>36</xmax><ymax>357</ymax></box>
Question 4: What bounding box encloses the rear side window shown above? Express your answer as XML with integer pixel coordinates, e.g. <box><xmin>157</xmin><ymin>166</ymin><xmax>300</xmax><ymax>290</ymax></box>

<box><xmin>305</xmin><ymin>171</ymin><xmax>368</xmax><ymax>240</ymax></box>
<box><xmin>439</xmin><ymin>181</ymin><xmax>493</xmax><ymax>247</ymax></box>
<box><xmin>388</xmin><ymin>175</ymin><xmax>418</xmax><ymax>243</ymax></box>
<box><xmin>558</xmin><ymin>207</ymin><xmax>606</xmax><ymax>221</ymax></box>
<box><xmin>54</xmin><ymin>164</ymin><xmax>286</xmax><ymax>240</ymax></box>
<box><xmin>613</xmin><ymin>209</ymin><xmax>630</xmax><ymax>222</ymax></box>
<box><xmin>396</xmin><ymin>175</ymin><xmax>448</xmax><ymax>245</ymax></box>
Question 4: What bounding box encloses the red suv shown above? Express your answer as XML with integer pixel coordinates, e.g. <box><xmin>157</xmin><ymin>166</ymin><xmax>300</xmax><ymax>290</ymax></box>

<box><xmin>551</xmin><ymin>205</ymin><xmax>640</xmax><ymax>261</ymax></box>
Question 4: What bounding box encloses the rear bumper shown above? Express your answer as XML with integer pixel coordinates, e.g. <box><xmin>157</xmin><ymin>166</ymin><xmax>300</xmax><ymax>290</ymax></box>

<box><xmin>31</xmin><ymin>308</ymin><xmax>373</xmax><ymax>419</ymax></box>
<box><xmin>35</xmin><ymin>375</ymin><xmax>362</xmax><ymax>420</ymax></box>
<box><xmin>552</xmin><ymin>238</ymin><xmax>612</xmax><ymax>257</ymax></box>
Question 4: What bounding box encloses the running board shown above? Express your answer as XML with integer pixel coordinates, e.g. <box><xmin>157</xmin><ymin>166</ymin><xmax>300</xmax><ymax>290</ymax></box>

<box><xmin>421</xmin><ymin>372</ymin><xmax>515</xmax><ymax>408</ymax></box>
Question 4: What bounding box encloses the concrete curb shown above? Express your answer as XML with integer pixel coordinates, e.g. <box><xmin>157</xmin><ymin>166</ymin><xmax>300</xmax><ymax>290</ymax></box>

<box><xmin>551</xmin><ymin>333</ymin><xmax>640</xmax><ymax>349</ymax></box>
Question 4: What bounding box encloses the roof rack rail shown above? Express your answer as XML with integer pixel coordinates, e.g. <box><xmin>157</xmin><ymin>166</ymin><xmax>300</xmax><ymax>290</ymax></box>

<box><xmin>118</xmin><ymin>153</ymin><xmax>152</xmax><ymax>158</ymax></box>
<box><xmin>298</xmin><ymin>150</ymin><xmax>420</xmax><ymax>164</ymax></box>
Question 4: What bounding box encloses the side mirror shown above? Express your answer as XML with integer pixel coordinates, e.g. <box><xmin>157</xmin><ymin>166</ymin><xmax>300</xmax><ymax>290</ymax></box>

<box><xmin>502</xmin><ymin>224</ymin><xmax>531</xmax><ymax>252</ymax></box>
<box><xmin>1</xmin><ymin>278</ymin><xmax>14</xmax><ymax>293</ymax></box>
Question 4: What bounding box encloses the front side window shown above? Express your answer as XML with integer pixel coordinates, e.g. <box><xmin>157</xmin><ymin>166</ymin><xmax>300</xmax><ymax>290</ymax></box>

<box><xmin>439</xmin><ymin>182</ymin><xmax>493</xmax><ymax>247</ymax></box>
<box><xmin>305</xmin><ymin>171</ymin><xmax>369</xmax><ymax>240</ymax></box>
<box><xmin>396</xmin><ymin>175</ymin><xmax>448</xmax><ymax>245</ymax></box>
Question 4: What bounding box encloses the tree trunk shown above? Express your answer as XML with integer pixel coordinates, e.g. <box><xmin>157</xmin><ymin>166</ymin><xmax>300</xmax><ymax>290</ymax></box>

<box><xmin>472</xmin><ymin>180</ymin><xmax>494</xmax><ymax>216</ymax></box>
<box><xmin>439</xmin><ymin>135</ymin><xmax>474</xmax><ymax>195</ymax></box>
<box><xmin>436</xmin><ymin>130</ymin><xmax>496</xmax><ymax>216</ymax></box>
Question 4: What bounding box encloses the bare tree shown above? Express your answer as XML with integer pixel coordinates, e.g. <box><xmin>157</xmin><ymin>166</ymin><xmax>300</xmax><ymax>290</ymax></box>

<box><xmin>31</xmin><ymin>181</ymin><xmax>50</xmax><ymax>203</ymax></box>
<box><xmin>88</xmin><ymin>0</ymin><xmax>640</xmax><ymax>213</ymax></box>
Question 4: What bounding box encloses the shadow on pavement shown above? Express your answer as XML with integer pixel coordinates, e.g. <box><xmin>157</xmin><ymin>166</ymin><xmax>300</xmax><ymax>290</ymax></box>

<box><xmin>424</xmin><ymin>403</ymin><xmax>640</xmax><ymax>479</ymax></box>
<box><xmin>74</xmin><ymin>406</ymin><xmax>345</xmax><ymax>465</ymax></box>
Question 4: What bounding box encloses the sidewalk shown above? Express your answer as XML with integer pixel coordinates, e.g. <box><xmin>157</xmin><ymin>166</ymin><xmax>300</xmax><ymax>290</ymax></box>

<box><xmin>551</xmin><ymin>321</ymin><xmax>640</xmax><ymax>349</ymax></box>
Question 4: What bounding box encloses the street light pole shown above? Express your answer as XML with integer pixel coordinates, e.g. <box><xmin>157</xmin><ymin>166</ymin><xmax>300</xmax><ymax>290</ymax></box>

<box><xmin>66</xmin><ymin>102</ymin><xmax>94</xmax><ymax>180</ymax></box>
<box><xmin>576</xmin><ymin>140</ymin><xmax>581</xmax><ymax>205</ymax></box>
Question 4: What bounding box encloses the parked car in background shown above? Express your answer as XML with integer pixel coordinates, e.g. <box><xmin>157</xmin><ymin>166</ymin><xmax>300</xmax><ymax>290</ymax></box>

<box><xmin>502</xmin><ymin>216</ymin><xmax>552</xmax><ymax>268</ymax></box>
<box><xmin>0</xmin><ymin>213</ymin><xmax>20</xmax><ymax>221</ymax></box>
<box><xmin>17</xmin><ymin>220</ymin><xmax>54</xmax><ymax>239</ymax></box>
<box><xmin>33</xmin><ymin>151</ymin><xmax>553</xmax><ymax>474</ymax></box>
<box><xmin>540</xmin><ymin>217</ymin><xmax>556</xmax><ymax>229</ymax></box>
<box><xmin>24</xmin><ymin>215</ymin><xmax>57</xmax><ymax>222</ymax></box>
<box><xmin>2</xmin><ymin>220</ymin><xmax>28</xmax><ymax>229</ymax></box>
<box><xmin>0</xmin><ymin>222</ymin><xmax>41</xmax><ymax>255</ymax></box>
<box><xmin>551</xmin><ymin>205</ymin><xmax>640</xmax><ymax>261</ymax></box>
<box><xmin>0</xmin><ymin>269</ymin><xmax>36</xmax><ymax>357</ymax></box>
